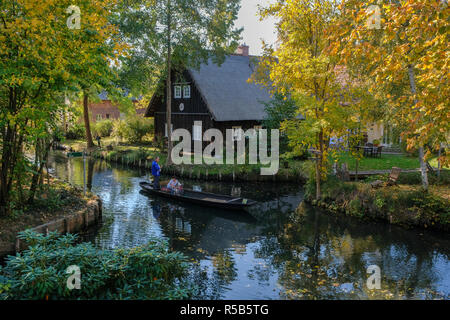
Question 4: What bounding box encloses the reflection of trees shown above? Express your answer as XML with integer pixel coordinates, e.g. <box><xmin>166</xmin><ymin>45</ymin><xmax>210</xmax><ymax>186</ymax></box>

<box><xmin>156</xmin><ymin>199</ymin><xmax>259</xmax><ymax>258</ymax></box>
<box><xmin>154</xmin><ymin>200</ymin><xmax>252</xmax><ymax>300</ymax></box>
<box><xmin>253</xmin><ymin>203</ymin><xmax>450</xmax><ymax>299</ymax></box>
<box><xmin>112</xmin><ymin>168</ymin><xmax>137</xmax><ymax>192</ymax></box>
<box><xmin>187</xmin><ymin>250</ymin><xmax>238</xmax><ymax>300</ymax></box>
<box><xmin>212</xmin><ymin>250</ymin><xmax>238</xmax><ymax>284</ymax></box>
<box><xmin>156</xmin><ymin>200</ymin><xmax>213</xmax><ymax>258</ymax></box>
<box><xmin>86</xmin><ymin>158</ymin><xmax>95</xmax><ymax>190</ymax></box>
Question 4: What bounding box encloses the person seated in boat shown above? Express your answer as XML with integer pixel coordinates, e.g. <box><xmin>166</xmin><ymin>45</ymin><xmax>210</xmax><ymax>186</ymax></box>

<box><xmin>167</xmin><ymin>177</ymin><xmax>182</xmax><ymax>194</ymax></box>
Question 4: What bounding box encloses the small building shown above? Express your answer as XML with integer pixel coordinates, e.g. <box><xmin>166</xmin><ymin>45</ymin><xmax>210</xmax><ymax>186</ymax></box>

<box><xmin>144</xmin><ymin>45</ymin><xmax>272</xmax><ymax>143</ymax></box>
<box><xmin>89</xmin><ymin>91</ymin><xmax>145</xmax><ymax>123</ymax></box>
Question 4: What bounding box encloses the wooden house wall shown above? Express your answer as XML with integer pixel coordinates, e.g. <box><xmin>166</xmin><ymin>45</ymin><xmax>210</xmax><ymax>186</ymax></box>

<box><xmin>151</xmin><ymin>69</ymin><xmax>262</xmax><ymax>145</ymax></box>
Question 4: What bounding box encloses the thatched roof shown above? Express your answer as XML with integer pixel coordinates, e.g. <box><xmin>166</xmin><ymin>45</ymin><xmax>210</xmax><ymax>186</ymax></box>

<box><xmin>146</xmin><ymin>55</ymin><xmax>272</xmax><ymax>122</ymax></box>
<box><xmin>188</xmin><ymin>55</ymin><xmax>271</xmax><ymax>121</ymax></box>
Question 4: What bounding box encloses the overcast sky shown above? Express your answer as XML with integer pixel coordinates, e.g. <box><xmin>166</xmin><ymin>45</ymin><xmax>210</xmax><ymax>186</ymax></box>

<box><xmin>234</xmin><ymin>0</ymin><xmax>278</xmax><ymax>56</ymax></box>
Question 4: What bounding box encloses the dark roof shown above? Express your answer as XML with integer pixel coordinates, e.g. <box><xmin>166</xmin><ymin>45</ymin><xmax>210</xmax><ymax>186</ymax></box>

<box><xmin>98</xmin><ymin>90</ymin><xmax>141</xmax><ymax>101</ymax></box>
<box><xmin>146</xmin><ymin>55</ymin><xmax>272</xmax><ymax>122</ymax></box>
<box><xmin>98</xmin><ymin>91</ymin><xmax>109</xmax><ymax>100</ymax></box>
<box><xmin>187</xmin><ymin>55</ymin><xmax>271</xmax><ymax>121</ymax></box>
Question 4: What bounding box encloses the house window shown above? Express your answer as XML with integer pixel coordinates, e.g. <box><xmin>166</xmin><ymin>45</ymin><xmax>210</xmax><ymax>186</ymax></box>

<box><xmin>165</xmin><ymin>123</ymin><xmax>173</xmax><ymax>137</ymax></box>
<box><xmin>174</xmin><ymin>86</ymin><xmax>182</xmax><ymax>99</ymax></box>
<box><xmin>232</xmin><ymin>126</ymin><xmax>242</xmax><ymax>141</ymax></box>
<box><xmin>96</xmin><ymin>114</ymin><xmax>102</xmax><ymax>121</ymax></box>
<box><xmin>106</xmin><ymin>114</ymin><xmax>110</xmax><ymax>119</ymax></box>
<box><xmin>193</xmin><ymin>124</ymin><xmax>202</xmax><ymax>141</ymax></box>
<box><xmin>183</xmin><ymin>85</ymin><xmax>191</xmax><ymax>99</ymax></box>
<box><xmin>119</xmin><ymin>112</ymin><xmax>125</xmax><ymax>120</ymax></box>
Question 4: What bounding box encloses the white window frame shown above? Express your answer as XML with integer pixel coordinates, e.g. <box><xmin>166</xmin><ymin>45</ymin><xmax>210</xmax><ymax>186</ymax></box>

<box><xmin>183</xmin><ymin>85</ymin><xmax>191</xmax><ymax>99</ymax></box>
<box><xmin>96</xmin><ymin>114</ymin><xmax>102</xmax><ymax>121</ymax></box>
<box><xmin>193</xmin><ymin>124</ymin><xmax>202</xmax><ymax>141</ymax></box>
<box><xmin>164</xmin><ymin>123</ymin><xmax>173</xmax><ymax>137</ymax></box>
<box><xmin>232</xmin><ymin>126</ymin><xmax>242</xmax><ymax>141</ymax></box>
<box><xmin>174</xmin><ymin>86</ymin><xmax>182</xmax><ymax>99</ymax></box>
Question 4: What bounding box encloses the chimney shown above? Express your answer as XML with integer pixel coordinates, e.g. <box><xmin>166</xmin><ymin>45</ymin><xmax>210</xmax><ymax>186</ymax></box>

<box><xmin>235</xmin><ymin>44</ymin><xmax>249</xmax><ymax>56</ymax></box>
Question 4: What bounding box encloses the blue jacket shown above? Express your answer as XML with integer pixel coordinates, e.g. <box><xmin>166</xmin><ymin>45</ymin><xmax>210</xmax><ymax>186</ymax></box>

<box><xmin>151</xmin><ymin>161</ymin><xmax>161</xmax><ymax>177</ymax></box>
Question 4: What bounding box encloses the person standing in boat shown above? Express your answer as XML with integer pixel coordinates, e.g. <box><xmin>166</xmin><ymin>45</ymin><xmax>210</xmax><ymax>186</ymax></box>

<box><xmin>151</xmin><ymin>156</ymin><xmax>162</xmax><ymax>190</ymax></box>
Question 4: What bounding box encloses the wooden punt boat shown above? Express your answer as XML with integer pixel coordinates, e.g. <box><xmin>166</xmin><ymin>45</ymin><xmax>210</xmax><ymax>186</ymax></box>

<box><xmin>139</xmin><ymin>182</ymin><xmax>257</xmax><ymax>211</ymax></box>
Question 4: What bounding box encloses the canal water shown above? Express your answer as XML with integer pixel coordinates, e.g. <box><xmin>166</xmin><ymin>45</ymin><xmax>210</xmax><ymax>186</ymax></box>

<box><xmin>48</xmin><ymin>152</ymin><xmax>450</xmax><ymax>300</ymax></box>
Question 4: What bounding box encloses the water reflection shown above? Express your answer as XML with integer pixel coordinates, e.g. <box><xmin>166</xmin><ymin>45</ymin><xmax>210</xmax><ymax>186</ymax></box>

<box><xmin>48</xmin><ymin>152</ymin><xmax>450</xmax><ymax>300</ymax></box>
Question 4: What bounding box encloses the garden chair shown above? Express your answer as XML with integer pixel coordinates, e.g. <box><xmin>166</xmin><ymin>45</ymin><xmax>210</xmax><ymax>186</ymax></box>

<box><xmin>386</xmin><ymin>167</ymin><xmax>402</xmax><ymax>185</ymax></box>
<box><xmin>374</xmin><ymin>146</ymin><xmax>383</xmax><ymax>158</ymax></box>
<box><xmin>371</xmin><ymin>167</ymin><xmax>402</xmax><ymax>188</ymax></box>
<box><xmin>363</xmin><ymin>143</ymin><xmax>374</xmax><ymax>157</ymax></box>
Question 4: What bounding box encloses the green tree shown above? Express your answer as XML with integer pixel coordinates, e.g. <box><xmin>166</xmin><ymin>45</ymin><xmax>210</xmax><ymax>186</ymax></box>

<box><xmin>330</xmin><ymin>0</ymin><xmax>449</xmax><ymax>190</ymax></box>
<box><xmin>253</xmin><ymin>0</ymin><xmax>360</xmax><ymax>199</ymax></box>
<box><xmin>262</xmin><ymin>93</ymin><xmax>298</xmax><ymax>154</ymax></box>
<box><xmin>0</xmin><ymin>0</ymin><xmax>125</xmax><ymax>214</ymax></box>
<box><xmin>114</xmin><ymin>0</ymin><xmax>242</xmax><ymax>163</ymax></box>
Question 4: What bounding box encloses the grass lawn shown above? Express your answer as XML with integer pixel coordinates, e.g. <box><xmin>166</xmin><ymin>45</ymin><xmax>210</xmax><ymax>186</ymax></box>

<box><xmin>331</xmin><ymin>153</ymin><xmax>420</xmax><ymax>171</ymax></box>
<box><xmin>429</xmin><ymin>156</ymin><xmax>449</xmax><ymax>169</ymax></box>
<box><xmin>64</xmin><ymin>138</ymin><xmax>159</xmax><ymax>153</ymax></box>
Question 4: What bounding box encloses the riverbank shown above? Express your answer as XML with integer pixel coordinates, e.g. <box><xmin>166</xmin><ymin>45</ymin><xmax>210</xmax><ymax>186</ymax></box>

<box><xmin>0</xmin><ymin>179</ymin><xmax>102</xmax><ymax>258</ymax></box>
<box><xmin>88</xmin><ymin>147</ymin><xmax>310</xmax><ymax>183</ymax></box>
<box><xmin>305</xmin><ymin>175</ymin><xmax>450</xmax><ymax>232</ymax></box>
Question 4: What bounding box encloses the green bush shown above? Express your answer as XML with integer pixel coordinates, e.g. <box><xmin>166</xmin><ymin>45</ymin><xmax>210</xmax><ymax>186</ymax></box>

<box><xmin>306</xmin><ymin>174</ymin><xmax>357</xmax><ymax>201</ymax></box>
<box><xmin>112</xmin><ymin>119</ymin><xmax>128</xmax><ymax>140</ymax></box>
<box><xmin>93</xmin><ymin>120</ymin><xmax>113</xmax><ymax>138</ymax></box>
<box><xmin>112</xmin><ymin>117</ymin><xmax>153</xmax><ymax>143</ymax></box>
<box><xmin>65</xmin><ymin>123</ymin><xmax>85</xmax><ymax>140</ymax></box>
<box><xmin>348</xmin><ymin>198</ymin><xmax>363</xmax><ymax>218</ymax></box>
<box><xmin>0</xmin><ymin>231</ymin><xmax>193</xmax><ymax>300</ymax></box>
<box><xmin>394</xmin><ymin>170</ymin><xmax>449</xmax><ymax>185</ymax></box>
<box><xmin>124</xmin><ymin>116</ymin><xmax>153</xmax><ymax>143</ymax></box>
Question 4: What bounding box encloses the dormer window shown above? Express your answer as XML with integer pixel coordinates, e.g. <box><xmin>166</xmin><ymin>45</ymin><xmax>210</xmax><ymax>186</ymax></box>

<box><xmin>174</xmin><ymin>86</ymin><xmax>182</xmax><ymax>99</ymax></box>
<box><xmin>183</xmin><ymin>85</ymin><xmax>191</xmax><ymax>99</ymax></box>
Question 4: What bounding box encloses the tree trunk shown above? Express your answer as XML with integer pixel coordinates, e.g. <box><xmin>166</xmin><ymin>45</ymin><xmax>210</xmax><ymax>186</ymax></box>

<box><xmin>0</xmin><ymin>125</ymin><xmax>13</xmax><ymax>216</ymax></box>
<box><xmin>28</xmin><ymin>138</ymin><xmax>42</xmax><ymax>204</ymax></box>
<box><xmin>83</xmin><ymin>91</ymin><xmax>94</xmax><ymax>148</ymax></box>
<box><xmin>166</xmin><ymin>0</ymin><xmax>173</xmax><ymax>165</ymax></box>
<box><xmin>28</xmin><ymin>137</ymin><xmax>51</xmax><ymax>204</ymax></box>
<box><xmin>408</xmin><ymin>64</ymin><xmax>428</xmax><ymax>190</ymax></box>
<box><xmin>437</xmin><ymin>144</ymin><xmax>442</xmax><ymax>179</ymax></box>
<box><xmin>0</xmin><ymin>88</ymin><xmax>17</xmax><ymax>216</ymax></box>
<box><xmin>418</xmin><ymin>146</ymin><xmax>428</xmax><ymax>190</ymax></box>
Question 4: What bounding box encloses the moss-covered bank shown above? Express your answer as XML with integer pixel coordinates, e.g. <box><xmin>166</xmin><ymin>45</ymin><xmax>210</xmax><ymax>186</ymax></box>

<box><xmin>305</xmin><ymin>175</ymin><xmax>450</xmax><ymax>232</ymax></box>
<box><xmin>91</xmin><ymin>148</ymin><xmax>310</xmax><ymax>183</ymax></box>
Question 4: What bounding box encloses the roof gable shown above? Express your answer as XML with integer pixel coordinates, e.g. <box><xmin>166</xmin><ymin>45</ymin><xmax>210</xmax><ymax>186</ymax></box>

<box><xmin>188</xmin><ymin>55</ymin><xmax>271</xmax><ymax>121</ymax></box>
